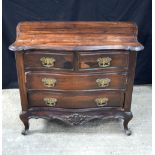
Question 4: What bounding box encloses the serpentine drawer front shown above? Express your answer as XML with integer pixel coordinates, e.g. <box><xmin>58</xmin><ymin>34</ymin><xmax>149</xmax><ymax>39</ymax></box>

<box><xmin>78</xmin><ymin>51</ymin><xmax>129</xmax><ymax>70</ymax></box>
<box><xmin>24</xmin><ymin>52</ymin><xmax>74</xmax><ymax>71</ymax></box>
<box><xmin>9</xmin><ymin>21</ymin><xmax>144</xmax><ymax>135</ymax></box>
<box><xmin>26</xmin><ymin>72</ymin><xmax>127</xmax><ymax>90</ymax></box>
<box><xmin>28</xmin><ymin>90</ymin><xmax>124</xmax><ymax>108</ymax></box>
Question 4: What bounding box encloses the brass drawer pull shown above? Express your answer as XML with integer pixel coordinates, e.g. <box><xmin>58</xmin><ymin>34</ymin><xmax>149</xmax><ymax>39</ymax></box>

<box><xmin>43</xmin><ymin>98</ymin><xmax>57</xmax><ymax>106</ymax></box>
<box><xmin>42</xmin><ymin>78</ymin><xmax>57</xmax><ymax>87</ymax></box>
<box><xmin>95</xmin><ymin>97</ymin><xmax>108</xmax><ymax>107</ymax></box>
<box><xmin>96</xmin><ymin>78</ymin><xmax>111</xmax><ymax>87</ymax></box>
<box><xmin>40</xmin><ymin>57</ymin><xmax>56</xmax><ymax>67</ymax></box>
<box><xmin>97</xmin><ymin>57</ymin><xmax>112</xmax><ymax>67</ymax></box>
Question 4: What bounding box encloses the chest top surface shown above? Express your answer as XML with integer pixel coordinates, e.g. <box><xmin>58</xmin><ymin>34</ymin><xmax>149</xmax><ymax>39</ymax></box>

<box><xmin>9</xmin><ymin>21</ymin><xmax>143</xmax><ymax>52</ymax></box>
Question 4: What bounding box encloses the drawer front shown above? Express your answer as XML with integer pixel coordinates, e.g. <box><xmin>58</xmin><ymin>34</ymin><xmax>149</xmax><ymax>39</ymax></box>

<box><xmin>28</xmin><ymin>91</ymin><xmax>124</xmax><ymax>108</ymax></box>
<box><xmin>78</xmin><ymin>52</ymin><xmax>129</xmax><ymax>70</ymax></box>
<box><xmin>26</xmin><ymin>72</ymin><xmax>127</xmax><ymax>90</ymax></box>
<box><xmin>24</xmin><ymin>52</ymin><xmax>73</xmax><ymax>70</ymax></box>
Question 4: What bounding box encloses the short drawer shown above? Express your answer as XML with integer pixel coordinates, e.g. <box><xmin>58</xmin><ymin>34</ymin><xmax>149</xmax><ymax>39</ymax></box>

<box><xmin>24</xmin><ymin>51</ymin><xmax>73</xmax><ymax>70</ymax></box>
<box><xmin>28</xmin><ymin>90</ymin><xmax>124</xmax><ymax>108</ymax></box>
<box><xmin>78</xmin><ymin>51</ymin><xmax>129</xmax><ymax>70</ymax></box>
<box><xmin>26</xmin><ymin>72</ymin><xmax>127</xmax><ymax>90</ymax></box>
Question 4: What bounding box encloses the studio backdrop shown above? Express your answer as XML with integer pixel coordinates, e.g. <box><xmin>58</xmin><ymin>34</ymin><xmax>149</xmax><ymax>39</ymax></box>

<box><xmin>2</xmin><ymin>0</ymin><xmax>152</xmax><ymax>89</ymax></box>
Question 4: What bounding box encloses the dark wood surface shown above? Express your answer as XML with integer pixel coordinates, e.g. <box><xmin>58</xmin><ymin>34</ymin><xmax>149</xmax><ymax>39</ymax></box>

<box><xmin>15</xmin><ymin>51</ymin><xmax>28</xmax><ymax>111</ymax></box>
<box><xmin>78</xmin><ymin>51</ymin><xmax>129</xmax><ymax>70</ymax></box>
<box><xmin>26</xmin><ymin>72</ymin><xmax>127</xmax><ymax>90</ymax></box>
<box><xmin>10</xmin><ymin>21</ymin><xmax>144</xmax><ymax>135</ymax></box>
<box><xmin>124</xmin><ymin>51</ymin><xmax>137</xmax><ymax>111</ymax></box>
<box><xmin>24</xmin><ymin>51</ymin><xmax>73</xmax><ymax>70</ymax></box>
<box><xmin>28</xmin><ymin>90</ymin><xmax>124</xmax><ymax>108</ymax></box>
<box><xmin>9</xmin><ymin>21</ymin><xmax>143</xmax><ymax>51</ymax></box>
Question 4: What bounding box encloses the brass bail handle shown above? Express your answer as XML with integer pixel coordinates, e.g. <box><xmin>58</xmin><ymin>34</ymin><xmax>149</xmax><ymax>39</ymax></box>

<box><xmin>42</xmin><ymin>78</ymin><xmax>57</xmax><ymax>87</ymax></box>
<box><xmin>96</xmin><ymin>78</ymin><xmax>111</xmax><ymax>87</ymax></box>
<box><xmin>97</xmin><ymin>57</ymin><xmax>112</xmax><ymax>67</ymax></box>
<box><xmin>95</xmin><ymin>97</ymin><xmax>108</xmax><ymax>107</ymax></box>
<box><xmin>40</xmin><ymin>57</ymin><xmax>56</xmax><ymax>67</ymax></box>
<box><xmin>43</xmin><ymin>98</ymin><xmax>57</xmax><ymax>107</ymax></box>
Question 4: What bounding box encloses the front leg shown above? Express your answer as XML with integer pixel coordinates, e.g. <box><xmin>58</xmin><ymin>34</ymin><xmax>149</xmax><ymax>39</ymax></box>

<box><xmin>20</xmin><ymin>111</ymin><xmax>29</xmax><ymax>135</ymax></box>
<box><xmin>123</xmin><ymin>112</ymin><xmax>133</xmax><ymax>136</ymax></box>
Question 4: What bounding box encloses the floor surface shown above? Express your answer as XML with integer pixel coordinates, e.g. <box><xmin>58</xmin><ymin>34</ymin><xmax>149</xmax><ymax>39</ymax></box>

<box><xmin>2</xmin><ymin>86</ymin><xmax>152</xmax><ymax>155</ymax></box>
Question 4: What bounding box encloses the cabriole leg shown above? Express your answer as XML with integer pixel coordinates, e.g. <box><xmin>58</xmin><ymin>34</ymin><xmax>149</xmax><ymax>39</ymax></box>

<box><xmin>123</xmin><ymin>112</ymin><xmax>133</xmax><ymax>136</ymax></box>
<box><xmin>20</xmin><ymin>112</ymin><xmax>29</xmax><ymax>135</ymax></box>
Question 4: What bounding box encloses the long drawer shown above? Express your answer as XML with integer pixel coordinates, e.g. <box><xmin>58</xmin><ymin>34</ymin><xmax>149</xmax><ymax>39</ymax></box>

<box><xmin>28</xmin><ymin>90</ymin><xmax>124</xmax><ymax>108</ymax></box>
<box><xmin>26</xmin><ymin>72</ymin><xmax>127</xmax><ymax>90</ymax></box>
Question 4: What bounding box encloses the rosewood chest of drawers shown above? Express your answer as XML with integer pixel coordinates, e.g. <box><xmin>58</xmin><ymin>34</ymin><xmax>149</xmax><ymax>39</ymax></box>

<box><xmin>9</xmin><ymin>21</ymin><xmax>143</xmax><ymax>135</ymax></box>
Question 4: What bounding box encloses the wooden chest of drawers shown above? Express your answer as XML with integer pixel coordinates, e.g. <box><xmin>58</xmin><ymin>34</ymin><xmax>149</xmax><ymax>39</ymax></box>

<box><xmin>9</xmin><ymin>21</ymin><xmax>143</xmax><ymax>135</ymax></box>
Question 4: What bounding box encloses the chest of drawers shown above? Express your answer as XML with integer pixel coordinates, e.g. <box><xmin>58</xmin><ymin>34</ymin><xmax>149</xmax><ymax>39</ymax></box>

<box><xmin>9</xmin><ymin>21</ymin><xmax>143</xmax><ymax>135</ymax></box>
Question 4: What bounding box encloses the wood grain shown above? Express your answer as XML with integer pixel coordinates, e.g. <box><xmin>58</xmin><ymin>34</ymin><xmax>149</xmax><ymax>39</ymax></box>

<box><xmin>26</xmin><ymin>72</ymin><xmax>127</xmax><ymax>90</ymax></box>
<box><xmin>124</xmin><ymin>51</ymin><xmax>137</xmax><ymax>111</ymax></box>
<box><xmin>24</xmin><ymin>51</ymin><xmax>73</xmax><ymax>70</ymax></box>
<box><xmin>28</xmin><ymin>90</ymin><xmax>124</xmax><ymax>108</ymax></box>
<box><xmin>15</xmin><ymin>51</ymin><xmax>28</xmax><ymax>111</ymax></box>
<box><xmin>78</xmin><ymin>51</ymin><xmax>129</xmax><ymax>70</ymax></box>
<box><xmin>9</xmin><ymin>21</ymin><xmax>144</xmax><ymax>51</ymax></box>
<box><xmin>9</xmin><ymin>21</ymin><xmax>144</xmax><ymax>135</ymax></box>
